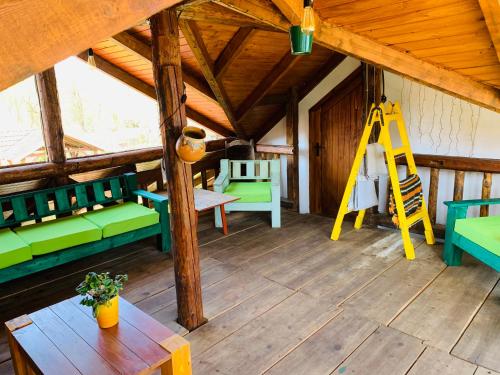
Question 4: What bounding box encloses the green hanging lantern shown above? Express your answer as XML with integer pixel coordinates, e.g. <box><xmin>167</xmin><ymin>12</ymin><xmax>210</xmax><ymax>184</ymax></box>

<box><xmin>289</xmin><ymin>25</ymin><xmax>313</xmax><ymax>55</ymax></box>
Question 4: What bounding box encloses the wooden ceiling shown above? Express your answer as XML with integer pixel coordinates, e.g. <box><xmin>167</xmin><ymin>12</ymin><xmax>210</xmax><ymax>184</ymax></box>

<box><xmin>1</xmin><ymin>0</ymin><xmax>499</xmax><ymax>140</ymax></box>
<box><xmin>88</xmin><ymin>1</ymin><xmax>343</xmax><ymax>139</ymax></box>
<box><xmin>314</xmin><ymin>0</ymin><xmax>500</xmax><ymax>88</ymax></box>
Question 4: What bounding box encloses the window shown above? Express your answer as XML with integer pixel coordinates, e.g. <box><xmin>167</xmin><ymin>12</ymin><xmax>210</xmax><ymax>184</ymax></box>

<box><xmin>0</xmin><ymin>77</ymin><xmax>46</xmax><ymax>166</ymax></box>
<box><xmin>55</xmin><ymin>57</ymin><xmax>161</xmax><ymax>157</ymax></box>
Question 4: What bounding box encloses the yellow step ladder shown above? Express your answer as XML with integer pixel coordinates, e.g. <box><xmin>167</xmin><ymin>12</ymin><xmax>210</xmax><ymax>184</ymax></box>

<box><xmin>331</xmin><ymin>102</ymin><xmax>435</xmax><ymax>260</ymax></box>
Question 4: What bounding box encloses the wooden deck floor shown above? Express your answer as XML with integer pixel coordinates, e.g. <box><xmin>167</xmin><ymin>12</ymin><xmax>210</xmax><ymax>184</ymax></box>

<box><xmin>0</xmin><ymin>210</ymin><xmax>499</xmax><ymax>375</ymax></box>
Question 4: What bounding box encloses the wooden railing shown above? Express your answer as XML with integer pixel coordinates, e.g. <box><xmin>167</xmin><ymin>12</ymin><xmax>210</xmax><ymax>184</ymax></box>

<box><xmin>396</xmin><ymin>154</ymin><xmax>499</xmax><ymax>224</ymax></box>
<box><xmin>0</xmin><ymin>138</ymin><xmax>233</xmax><ymax>195</ymax></box>
<box><xmin>255</xmin><ymin>144</ymin><xmax>294</xmax><ymax>160</ymax></box>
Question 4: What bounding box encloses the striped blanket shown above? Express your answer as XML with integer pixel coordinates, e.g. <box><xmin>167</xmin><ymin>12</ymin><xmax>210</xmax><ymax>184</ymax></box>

<box><xmin>389</xmin><ymin>174</ymin><xmax>423</xmax><ymax>227</ymax></box>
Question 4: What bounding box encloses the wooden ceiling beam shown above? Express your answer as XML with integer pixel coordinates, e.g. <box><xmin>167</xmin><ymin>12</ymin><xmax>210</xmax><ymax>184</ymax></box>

<box><xmin>477</xmin><ymin>0</ymin><xmax>500</xmax><ymax>62</ymax></box>
<box><xmin>185</xmin><ymin>107</ymin><xmax>235</xmax><ymax>136</ymax></box>
<box><xmin>111</xmin><ymin>31</ymin><xmax>218</xmax><ymax>103</ymax></box>
<box><xmin>214</xmin><ymin>27</ymin><xmax>256</xmax><ymax>79</ymax></box>
<box><xmin>179</xmin><ymin>19</ymin><xmax>247</xmax><ymax>138</ymax></box>
<box><xmin>179</xmin><ymin>2</ymin><xmax>276</xmax><ymax>29</ymax></box>
<box><xmin>0</xmin><ymin>0</ymin><xmax>183</xmax><ymax>91</ymax></box>
<box><xmin>215</xmin><ymin>0</ymin><xmax>500</xmax><ymax>113</ymax></box>
<box><xmin>269</xmin><ymin>0</ymin><xmax>302</xmax><ymax>25</ymax></box>
<box><xmin>77</xmin><ymin>53</ymin><xmax>234</xmax><ymax>137</ymax></box>
<box><xmin>236</xmin><ymin>52</ymin><xmax>302</xmax><ymax>121</ymax></box>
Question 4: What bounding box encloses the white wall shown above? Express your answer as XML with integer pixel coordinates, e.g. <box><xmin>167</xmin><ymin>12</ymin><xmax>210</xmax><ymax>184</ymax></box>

<box><xmin>260</xmin><ymin>58</ymin><xmax>500</xmax><ymax>222</ymax></box>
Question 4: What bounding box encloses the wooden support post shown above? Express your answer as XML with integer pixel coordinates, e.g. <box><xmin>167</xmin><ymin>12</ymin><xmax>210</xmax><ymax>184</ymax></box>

<box><xmin>35</xmin><ymin>68</ymin><xmax>66</xmax><ymax>164</ymax></box>
<box><xmin>150</xmin><ymin>9</ymin><xmax>205</xmax><ymax>331</ymax></box>
<box><xmin>286</xmin><ymin>87</ymin><xmax>299</xmax><ymax>211</ymax></box>
<box><xmin>480</xmin><ymin>172</ymin><xmax>492</xmax><ymax>217</ymax></box>
<box><xmin>428</xmin><ymin>168</ymin><xmax>439</xmax><ymax>224</ymax></box>
<box><xmin>453</xmin><ymin>170</ymin><xmax>465</xmax><ymax>201</ymax></box>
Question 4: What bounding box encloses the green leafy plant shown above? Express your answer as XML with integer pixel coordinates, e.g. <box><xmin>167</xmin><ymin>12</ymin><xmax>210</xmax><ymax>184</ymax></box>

<box><xmin>76</xmin><ymin>272</ymin><xmax>128</xmax><ymax>317</ymax></box>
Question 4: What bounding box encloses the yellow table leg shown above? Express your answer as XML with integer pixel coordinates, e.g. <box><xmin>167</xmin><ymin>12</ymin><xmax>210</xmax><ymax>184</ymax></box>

<box><xmin>161</xmin><ymin>335</ymin><xmax>192</xmax><ymax>375</ymax></box>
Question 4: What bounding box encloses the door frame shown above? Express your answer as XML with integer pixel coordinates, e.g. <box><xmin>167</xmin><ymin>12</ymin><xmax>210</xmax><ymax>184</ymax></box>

<box><xmin>309</xmin><ymin>66</ymin><xmax>364</xmax><ymax>215</ymax></box>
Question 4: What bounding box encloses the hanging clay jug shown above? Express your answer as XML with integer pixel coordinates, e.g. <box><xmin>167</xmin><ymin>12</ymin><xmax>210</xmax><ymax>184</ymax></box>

<box><xmin>176</xmin><ymin>126</ymin><xmax>206</xmax><ymax>164</ymax></box>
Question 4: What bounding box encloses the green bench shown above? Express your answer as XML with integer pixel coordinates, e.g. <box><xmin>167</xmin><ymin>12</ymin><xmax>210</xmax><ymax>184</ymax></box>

<box><xmin>214</xmin><ymin>159</ymin><xmax>281</xmax><ymax>228</ymax></box>
<box><xmin>0</xmin><ymin>173</ymin><xmax>170</xmax><ymax>283</ymax></box>
<box><xmin>443</xmin><ymin>198</ymin><xmax>500</xmax><ymax>272</ymax></box>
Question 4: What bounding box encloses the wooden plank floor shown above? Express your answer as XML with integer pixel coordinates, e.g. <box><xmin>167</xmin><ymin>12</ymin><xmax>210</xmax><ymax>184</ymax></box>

<box><xmin>0</xmin><ymin>210</ymin><xmax>498</xmax><ymax>375</ymax></box>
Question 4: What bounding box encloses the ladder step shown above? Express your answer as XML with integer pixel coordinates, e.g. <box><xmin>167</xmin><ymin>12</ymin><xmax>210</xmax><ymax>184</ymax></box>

<box><xmin>393</xmin><ymin>146</ymin><xmax>408</xmax><ymax>156</ymax></box>
<box><xmin>406</xmin><ymin>210</ymin><xmax>424</xmax><ymax>227</ymax></box>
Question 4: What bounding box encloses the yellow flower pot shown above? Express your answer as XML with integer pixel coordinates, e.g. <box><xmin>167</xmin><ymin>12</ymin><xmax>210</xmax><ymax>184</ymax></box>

<box><xmin>96</xmin><ymin>295</ymin><xmax>119</xmax><ymax>329</ymax></box>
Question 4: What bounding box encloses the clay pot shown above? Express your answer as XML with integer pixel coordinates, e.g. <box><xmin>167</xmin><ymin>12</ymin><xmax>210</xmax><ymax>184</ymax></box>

<box><xmin>96</xmin><ymin>295</ymin><xmax>119</xmax><ymax>329</ymax></box>
<box><xmin>176</xmin><ymin>126</ymin><xmax>206</xmax><ymax>164</ymax></box>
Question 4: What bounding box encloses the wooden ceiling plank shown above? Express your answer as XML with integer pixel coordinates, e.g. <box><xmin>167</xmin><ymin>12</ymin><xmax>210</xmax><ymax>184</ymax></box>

<box><xmin>214</xmin><ymin>27</ymin><xmax>256</xmax><ymax>79</ymax></box>
<box><xmin>477</xmin><ymin>0</ymin><xmax>500</xmax><ymax>62</ymax></box>
<box><xmin>258</xmin><ymin>93</ymin><xmax>289</xmax><ymax>106</ymax></box>
<box><xmin>253</xmin><ymin>52</ymin><xmax>346</xmax><ymax>141</ymax></box>
<box><xmin>236</xmin><ymin>52</ymin><xmax>302</xmax><ymax>121</ymax></box>
<box><xmin>77</xmin><ymin>52</ymin><xmax>234</xmax><ymax>136</ymax></box>
<box><xmin>0</xmin><ymin>0</ymin><xmax>184</xmax><ymax>91</ymax></box>
<box><xmin>179</xmin><ymin>19</ymin><xmax>247</xmax><ymax>137</ymax></box>
<box><xmin>215</xmin><ymin>0</ymin><xmax>500</xmax><ymax>112</ymax></box>
<box><xmin>298</xmin><ymin>53</ymin><xmax>346</xmax><ymax>99</ymax></box>
<box><xmin>111</xmin><ymin>31</ymin><xmax>219</xmax><ymax>103</ymax></box>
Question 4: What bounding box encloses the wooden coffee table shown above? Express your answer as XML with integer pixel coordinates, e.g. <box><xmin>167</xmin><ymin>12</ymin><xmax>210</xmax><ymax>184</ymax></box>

<box><xmin>5</xmin><ymin>296</ymin><xmax>192</xmax><ymax>375</ymax></box>
<box><xmin>157</xmin><ymin>189</ymin><xmax>239</xmax><ymax>235</ymax></box>
<box><xmin>194</xmin><ymin>189</ymin><xmax>239</xmax><ymax>235</ymax></box>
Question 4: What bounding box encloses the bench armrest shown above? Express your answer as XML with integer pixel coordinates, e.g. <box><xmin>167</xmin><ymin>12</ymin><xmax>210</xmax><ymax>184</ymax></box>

<box><xmin>444</xmin><ymin>198</ymin><xmax>500</xmax><ymax>208</ymax></box>
<box><xmin>214</xmin><ymin>173</ymin><xmax>229</xmax><ymax>193</ymax></box>
<box><xmin>133</xmin><ymin>190</ymin><xmax>168</xmax><ymax>203</ymax></box>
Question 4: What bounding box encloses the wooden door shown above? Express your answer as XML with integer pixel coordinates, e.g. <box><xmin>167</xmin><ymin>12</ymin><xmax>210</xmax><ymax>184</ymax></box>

<box><xmin>309</xmin><ymin>68</ymin><xmax>364</xmax><ymax>216</ymax></box>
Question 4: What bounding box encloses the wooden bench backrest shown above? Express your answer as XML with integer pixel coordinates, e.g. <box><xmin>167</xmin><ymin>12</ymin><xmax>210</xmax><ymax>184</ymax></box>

<box><xmin>0</xmin><ymin>174</ymin><xmax>137</xmax><ymax>229</ymax></box>
<box><xmin>222</xmin><ymin>159</ymin><xmax>279</xmax><ymax>181</ymax></box>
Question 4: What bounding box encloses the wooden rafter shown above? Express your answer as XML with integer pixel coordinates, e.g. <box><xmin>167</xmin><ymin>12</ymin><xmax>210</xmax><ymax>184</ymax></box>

<box><xmin>215</xmin><ymin>0</ymin><xmax>500</xmax><ymax>113</ymax></box>
<box><xmin>214</xmin><ymin>27</ymin><xmax>256</xmax><ymax>79</ymax></box>
<box><xmin>111</xmin><ymin>31</ymin><xmax>218</xmax><ymax>103</ymax></box>
<box><xmin>179</xmin><ymin>2</ymin><xmax>274</xmax><ymax>28</ymax></box>
<box><xmin>477</xmin><ymin>0</ymin><xmax>500</xmax><ymax>63</ymax></box>
<box><xmin>0</xmin><ymin>0</ymin><xmax>183</xmax><ymax>91</ymax></box>
<box><xmin>186</xmin><ymin>107</ymin><xmax>236</xmax><ymax>136</ymax></box>
<box><xmin>77</xmin><ymin>53</ymin><xmax>235</xmax><ymax>137</ymax></box>
<box><xmin>236</xmin><ymin>52</ymin><xmax>301</xmax><ymax>121</ymax></box>
<box><xmin>179</xmin><ymin>19</ymin><xmax>247</xmax><ymax>137</ymax></box>
<box><xmin>269</xmin><ymin>0</ymin><xmax>302</xmax><ymax>24</ymax></box>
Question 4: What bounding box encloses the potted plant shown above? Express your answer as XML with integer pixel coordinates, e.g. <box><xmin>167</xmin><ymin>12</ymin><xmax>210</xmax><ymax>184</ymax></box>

<box><xmin>76</xmin><ymin>272</ymin><xmax>128</xmax><ymax>329</ymax></box>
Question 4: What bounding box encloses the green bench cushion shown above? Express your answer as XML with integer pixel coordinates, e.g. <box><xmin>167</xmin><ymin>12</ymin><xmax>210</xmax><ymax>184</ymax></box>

<box><xmin>14</xmin><ymin>216</ymin><xmax>102</xmax><ymax>256</ymax></box>
<box><xmin>82</xmin><ymin>202</ymin><xmax>159</xmax><ymax>238</ymax></box>
<box><xmin>0</xmin><ymin>229</ymin><xmax>32</xmax><ymax>269</ymax></box>
<box><xmin>455</xmin><ymin>215</ymin><xmax>500</xmax><ymax>256</ymax></box>
<box><xmin>224</xmin><ymin>182</ymin><xmax>272</xmax><ymax>203</ymax></box>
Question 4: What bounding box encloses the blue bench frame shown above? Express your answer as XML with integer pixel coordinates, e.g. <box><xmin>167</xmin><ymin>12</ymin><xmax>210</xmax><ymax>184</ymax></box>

<box><xmin>443</xmin><ymin>198</ymin><xmax>500</xmax><ymax>272</ymax></box>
